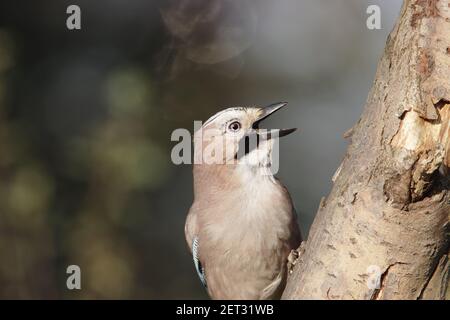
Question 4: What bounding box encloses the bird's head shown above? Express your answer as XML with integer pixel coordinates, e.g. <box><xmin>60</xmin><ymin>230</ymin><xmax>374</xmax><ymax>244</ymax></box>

<box><xmin>193</xmin><ymin>102</ymin><xmax>296</xmax><ymax>174</ymax></box>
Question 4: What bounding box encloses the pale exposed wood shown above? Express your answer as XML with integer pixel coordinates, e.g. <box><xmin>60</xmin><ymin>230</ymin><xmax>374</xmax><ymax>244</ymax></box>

<box><xmin>283</xmin><ymin>0</ymin><xmax>450</xmax><ymax>300</ymax></box>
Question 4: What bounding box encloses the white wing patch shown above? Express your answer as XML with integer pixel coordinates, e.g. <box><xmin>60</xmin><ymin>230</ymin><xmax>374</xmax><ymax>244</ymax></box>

<box><xmin>192</xmin><ymin>236</ymin><xmax>207</xmax><ymax>288</ymax></box>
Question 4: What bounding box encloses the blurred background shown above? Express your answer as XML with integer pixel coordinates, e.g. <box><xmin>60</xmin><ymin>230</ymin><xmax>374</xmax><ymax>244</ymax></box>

<box><xmin>0</xmin><ymin>0</ymin><xmax>402</xmax><ymax>299</ymax></box>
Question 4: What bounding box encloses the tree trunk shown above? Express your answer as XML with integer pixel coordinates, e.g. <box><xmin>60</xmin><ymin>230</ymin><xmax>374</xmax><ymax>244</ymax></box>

<box><xmin>283</xmin><ymin>0</ymin><xmax>450</xmax><ymax>300</ymax></box>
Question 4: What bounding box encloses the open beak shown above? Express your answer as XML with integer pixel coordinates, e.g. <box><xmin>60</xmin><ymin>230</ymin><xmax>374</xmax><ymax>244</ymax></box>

<box><xmin>253</xmin><ymin>102</ymin><xmax>297</xmax><ymax>138</ymax></box>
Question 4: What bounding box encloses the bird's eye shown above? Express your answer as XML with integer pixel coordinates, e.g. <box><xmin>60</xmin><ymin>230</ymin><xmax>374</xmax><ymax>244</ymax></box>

<box><xmin>228</xmin><ymin>121</ymin><xmax>241</xmax><ymax>132</ymax></box>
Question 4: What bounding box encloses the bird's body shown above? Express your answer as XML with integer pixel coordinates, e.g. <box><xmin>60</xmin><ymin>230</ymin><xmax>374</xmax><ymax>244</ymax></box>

<box><xmin>185</xmin><ymin>103</ymin><xmax>302</xmax><ymax>299</ymax></box>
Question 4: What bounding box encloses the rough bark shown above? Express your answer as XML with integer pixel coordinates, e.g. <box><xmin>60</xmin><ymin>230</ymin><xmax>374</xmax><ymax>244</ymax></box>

<box><xmin>283</xmin><ymin>0</ymin><xmax>450</xmax><ymax>300</ymax></box>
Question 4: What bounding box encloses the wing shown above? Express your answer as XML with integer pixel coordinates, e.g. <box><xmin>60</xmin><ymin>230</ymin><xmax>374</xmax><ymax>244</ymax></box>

<box><xmin>184</xmin><ymin>206</ymin><xmax>198</xmax><ymax>253</ymax></box>
<box><xmin>192</xmin><ymin>236</ymin><xmax>207</xmax><ymax>288</ymax></box>
<box><xmin>260</xmin><ymin>269</ymin><xmax>285</xmax><ymax>299</ymax></box>
<box><xmin>185</xmin><ymin>207</ymin><xmax>207</xmax><ymax>287</ymax></box>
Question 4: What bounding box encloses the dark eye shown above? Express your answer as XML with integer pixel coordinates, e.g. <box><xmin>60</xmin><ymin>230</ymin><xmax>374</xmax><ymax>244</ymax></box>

<box><xmin>228</xmin><ymin>121</ymin><xmax>241</xmax><ymax>132</ymax></box>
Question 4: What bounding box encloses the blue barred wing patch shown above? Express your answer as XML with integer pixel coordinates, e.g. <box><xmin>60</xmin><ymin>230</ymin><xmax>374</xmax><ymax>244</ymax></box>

<box><xmin>192</xmin><ymin>237</ymin><xmax>207</xmax><ymax>288</ymax></box>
